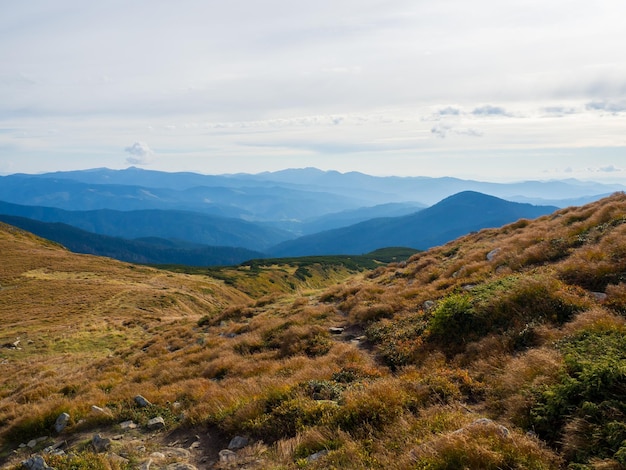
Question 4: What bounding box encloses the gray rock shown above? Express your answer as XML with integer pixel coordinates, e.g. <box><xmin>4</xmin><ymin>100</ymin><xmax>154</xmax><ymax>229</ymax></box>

<box><xmin>134</xmin><ymin>395</ymin><xmax>152</xmax><ymax>407</ymax></box>
<box><xmin>42</xmin><ymin>441</ymin><xmax>65</xmax><ymax>455</ymax></box>
<box><xmin>119</xmin><ymin>420</ymin><xmax>137</xmax><ymax>430</ymax></box>
<box><xmin>92</xmin><ymin>434</ymin><xmax>112</xmax><ymax>453</ymax></box>
<box><xmin>106</xmin><ymin>453</ymin><xmax>129</xmax><ymax>466</ymax></box>
<box><xmin>147</xmin><ymin>416</ymin><xmax>166</xmax><ymax>429</ymax></box>
<box><xmin>139</xmin><ymin>459</ymin><xmax>153</xmax><ymax>470</ymax></box>
<box><xmin>422</xmin><ymin>300</ymin><xmax>436</xmax><ymax>311</ymax></box>
<box><xmin>165</xmin><ymin>464</ymin><xmax>198</xmax><ymax>470</ymax></box>
<box><xmin>487</xmin><ymin>248</ymin><xmax>501</xmax><ymax>261</ymax></box>
<box><xmin>592</xmin><ymin>292</ymin><xmax>608</xmax><ymax>301</ymax></box>
<box><xmin>219</xmin><ymin>449</ymin><xmax>237</xmax><ymax>463</ymax></box>
<box><xmin>164</xmin><ymin>447</ymin><xmax>191</xmax><ymax>460</ymax></box>
<box><xmin>53</xmin><ymin>413</ymin><xmax>70</xmax><ymax>433</ymax></box>
<box><xmin>227</xmin><ymin>435</ymin><xmax>249</xmax><ymax>450</ymax></box>
<box><xmin>91</xmin><ymin>405</ymin><xmax>112</xmax><ymax>416</ymax></box>
<box><xmin>21</xmin><ymin>455</ymin><xmax>52</xmax><ymax>470</ymax></box>
<box><xmin>329</xmin><ymin>327</ymin><xmax>344</xmax><ymax>334</ymax></box>
<box><xmin>467</xmin><ymin>418</ymin><xmax>510</xmax><ymax>438</ymax></box>
<box><xmin>307</xmin><ymin>450</ymin><xmax>329</xmax><ymax>462</ymax></box>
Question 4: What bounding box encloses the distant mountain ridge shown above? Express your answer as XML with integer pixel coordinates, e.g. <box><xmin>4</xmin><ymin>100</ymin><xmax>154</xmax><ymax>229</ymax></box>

<box><xmin>0</xmin><ymin>201</ymin><xmax>290</xmax><ymax>251</ymax></box>
<box><xmin>5</xmin><ymin>167</ymin><xmax>623</xmax><ymax>207</ymax></box>
<box><xmin>269</xmin><ymin>191</ymin><xmax>560</xmax><ymax>256</ymax></box>
<box><xmin>0</xmin><ymin>214</ymin><xmax>263</xmax><ymax>266</ymax></box>
<box><xmin>0</xmin><ymin>167</ymin><xmax>621</xmax><ymax>263</ymax></box>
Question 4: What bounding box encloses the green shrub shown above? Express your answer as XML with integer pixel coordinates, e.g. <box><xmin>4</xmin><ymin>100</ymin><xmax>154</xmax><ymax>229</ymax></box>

<box><xmin>530</xmin><ymin>327</ymin><xmax>626</xmax><ymax>465</ymax></box>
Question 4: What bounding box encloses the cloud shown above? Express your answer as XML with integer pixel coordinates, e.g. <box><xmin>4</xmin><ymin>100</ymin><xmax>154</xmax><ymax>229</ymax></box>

<box><xmin>598</xmin><ymin>165</ymin><xmax>622</xmax><ymax>173</ymax></box>
<box><xmin>438</xmin><ymin>106</ymin><xmax>461</xmax><ymax>116</ymax></box>
<box><xmin>585</xmin><ymin>100</ymin><xmax>626</xmax><ymax>113</ymax></box>
<box><xmin>542</xmin><ymin>106</ymin><xmax>578</xmax><ymax>116</ymax></box>
<box><xmin>124</xmin><ymin>141</ymin><xmax>154</xmax><ymax>165</ymax></box>
<box><xmin>431</xmin><ymin>124</ymin><xmax>482</xmax><ymax>139</ymax></box>
<box><xmin>472</xmin><ymin>105</ymin><xmax>511</xmax><ymax>117</ymax></box>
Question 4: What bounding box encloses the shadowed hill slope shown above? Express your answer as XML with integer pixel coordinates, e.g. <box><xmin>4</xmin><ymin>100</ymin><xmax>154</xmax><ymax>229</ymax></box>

<box><xmin>270</xmin><ymin>190</ymin><xmax>558</xmax><ymax>256</ymax></box>
<box><xmin>0</xmin><ymin>214</ymin><xmax>265</xmax><ymax>266</ymax></box>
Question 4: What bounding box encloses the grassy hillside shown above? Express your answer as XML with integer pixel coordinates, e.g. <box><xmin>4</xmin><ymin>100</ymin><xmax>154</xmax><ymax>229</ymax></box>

<box><xmin>1</xmin><ymin>193</ymin><xmax>626</xmax><ymax>469</ymax></box>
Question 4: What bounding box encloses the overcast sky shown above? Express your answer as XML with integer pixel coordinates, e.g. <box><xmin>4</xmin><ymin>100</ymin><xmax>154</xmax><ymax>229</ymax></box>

<box><xmin>1</xmin><ymin>0</ymin><xmax>625</xmax><ymax>182</ymax></box>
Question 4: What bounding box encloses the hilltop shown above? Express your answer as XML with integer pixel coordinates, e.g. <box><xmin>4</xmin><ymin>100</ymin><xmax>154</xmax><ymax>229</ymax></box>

<box><xmin>1</xmin><ymin>192</ymin><xmax>626</xmax><ymax>469</ymax></box>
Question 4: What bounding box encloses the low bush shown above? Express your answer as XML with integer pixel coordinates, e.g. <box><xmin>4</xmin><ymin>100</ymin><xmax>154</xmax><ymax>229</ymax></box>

<box><xmin>530</xmin><ymin>326</ymin><xmax>626</xmax><ymax>466</ymax></box>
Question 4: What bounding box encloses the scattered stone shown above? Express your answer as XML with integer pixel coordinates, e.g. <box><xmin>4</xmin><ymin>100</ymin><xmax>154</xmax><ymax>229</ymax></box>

<box><xmin>591</xmin><ymin>291</ymin><xmax>608</xmax><ymax>301</ymax></box>
<box><xmin>92</xmin><ymin>434</ymin><xmax>112</xmax><ymax>453</ymax></box>
<box><xmin>21</xmin><ymin>455</ymin><xmax>51</xmax><ymax>470</ymax></box>
<box><xmin>27</xmin><ymin>439</ymin><xmax>39</xmax><ymax>449</ymax></box>
<box><xmin>165</xmin><ymin>464</ymin><xmax>198</xmax><ymax>470</ymax></box>
<box><xmin>456</xmin><ymin>418</ymin><xmax>510</xmax><ymax>438</ymax></box>
<box><xmin>112</xmin><ymin>435</ymin><xmax>123</xmax><ymax>440</ymax></box>
<box><xmin>422</xmin><ymin>300</ymin><xmax>436</xmax><ymax>311</ymax></box>
<box><xmin>134</xmin><ymin>395</ymin><xmax>152</xmax><ymax>407</ymax></box>
<box><xmin>2</xmin><ymin>339</ymin><xmax>20</xmax><ymax>349</ymax></box>
<box><xmin>106</xmin><ymin>453</ymin><xmax>129</xmax><ymax>466</ymax></box>
<box><xmin>228</xmin><ymin>435</ymin><xmax>249</xmax><ymax>450</ymax></box>
<box><xmin>53</xmin><ymin>412</ymin><xmax>70</xmax><ymax>433</ymax></box>
<box><xmin>147</xmin><ymin>416</ymin><xmax>166</xmax><ymax>430</ymax></box>
<box><xmin>139</xmin><ymin>458</ymin><xmax>153</xmax><ymax>470</ymax></box>
<box><xmin>164</xmin><ymin>447</ymin><xmax>191</xmax><ymax>460</ymax></box>
<box><xmin>219</xmin><ymin>449</ymin><xmax>237</xmax><ymax>463</ymax></box>
<box><xmin>486</xmin><ymin>248</ymin><xmax>501</xmax><ymax>261</ymax></box>
<box><xmin>189</xmin><ymin>440</ymin><xmax>201</xmax><ymax>449</ymax></box>
<box><xmin>43</xmin><ymin>441</ymin><xmax>65</xmax><ymax>455</ymax></box>
<box><xmin>307</xmin><ymin>450</ymin><xmax>329</xmax><ymax>462</ymax></box>
<box><xmin>329</xmin><ymin>327</ymin><xmax>344</xmax><ymax>334</ymax></box>
<box><xmin>119</xmin><ymin>420</ymin><xmax>137</xmax><ymax>430</ymax></box>
<box><xmin>150</xmin><ymin>452</ymin><xmax>166</xmax><ymax>460</ymax></box>
<box><xmin>91</xmin><ymin>405</ymin><xmax>112</xmax><ymax>416</ymax></box>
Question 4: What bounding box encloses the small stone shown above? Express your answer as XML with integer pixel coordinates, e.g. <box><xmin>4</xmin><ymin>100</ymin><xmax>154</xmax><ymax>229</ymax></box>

<box><xmin>189</xmin><ymin>441</ymin><xmax>201</xmax><ymax>450</ymax></box>
<box><xmin>21</xmin><ymin>455</ymin><xmax>51</xmax><ymax>470</ymax></box>
<box><xmin>150</xmin><ymin>452</ymin><xmax>166</xmax><ymax>460</ymax></box>
<box><xmin>134</xmin><ymin>395</ymin><xmax>152</xmax><ymax>407</ymax></box>
<box><xmin>43</xmin><ymin>441</ymin><xmax>65</xmax><ymax>455</ymax></box>
<box><xmin>591</xmin><ymin>292</ymin><xmax>608</xmax><ymax>301</ymax></box>
<box><xmin>329</xmin><ymin>327</ymin><xmax>344</xmax><ymax>334</ymax></box>
<box><xmin>227</xmin><ymin>435</ymin><xmax>249</xmax><ymax>450</ymax></box>
<box><xmin>106</xmin><ymin>453</ymin><xmax>129</xmax><ymax>466</ymax></box>
<box><xmin>219</xmin><ymin>449</ymin><xmax>237</xmax><ymax>463</ymax></box>
<box><xmin>54</xmin><ymin>412</ymin><xmax>70</xmax><ymax>433</ymax></box>
<box><xmin>164</xmin><ymin>448</ymin><xmax>191</xmax><ymax>459</ymax></box>
<box><xmin>92</xmin><ymin>434</ymin><xmax>112</xmax><ymax>453</ymax></box>
<box><xmin>487</xmin><ymin>248</ymin><xmax>501</xmax><ymax>261</ymax></box>
<box><xmin>165</xmin><ymin>464</ymin><xmax>198</xmax><ymax>470</ymax></box>
<box><xmin>147</xmin><ymin>416</ymin><xmax>166</xmax><ymax>429</ymax></box>
<box><xmin>307</xmin><ymin>450</ymin><xmax>329</xmax><ymax>462</ymax></box>
<box><xmin>139</xmin><ymin>458</ymin><xmax>153</xmax><ymax>470</ymax></box>
<box><xmin>91</xmin><ymin>405</ymin><xmax>112</xmax><ymax>416</ymax></box>
<box><xmin>27</xmin><ymin>439</ymin><xmax>39</xmax><ymax>448</ymax></box>
<box><xmin>119</xmin><ymin>420</ymin><xmax>137</xmax><ymax>430</ymax></box>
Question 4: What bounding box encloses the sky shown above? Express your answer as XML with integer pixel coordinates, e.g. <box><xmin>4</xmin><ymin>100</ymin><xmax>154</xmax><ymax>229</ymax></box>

<box><xmin>1</xmin><ymin>0</ymin><xmax>625</xmax><ymax>183</ymax></box>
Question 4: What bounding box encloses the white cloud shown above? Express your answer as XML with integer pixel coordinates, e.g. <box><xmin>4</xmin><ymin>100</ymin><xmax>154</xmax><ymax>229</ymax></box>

<box><xmin>598</xmin><ymin>165</ymin><xmax>622</xmax><ymax>173</ymax></box>
<box><xmin>586</xmin><ymin>100</ymin><xmax>626</xmax><ymax>114</ymax></box>
<box><xmin>124</xmin><ymin>142</ymin><xmax>154</xmax><ymax>165</ymax></box>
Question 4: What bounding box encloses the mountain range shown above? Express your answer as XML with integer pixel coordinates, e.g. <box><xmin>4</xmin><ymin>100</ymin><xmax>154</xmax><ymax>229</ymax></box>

<box><xmin>0</xmin><ymin>167</ymin><xmax>622</xmax><ymax>264</ymax></box>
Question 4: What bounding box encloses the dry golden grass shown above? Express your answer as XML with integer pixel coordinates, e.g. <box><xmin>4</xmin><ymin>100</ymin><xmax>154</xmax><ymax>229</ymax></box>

<box><xmin>2</xmin><ymin>192</ymin><xmax>626</xmax><ymax>468</ymax></box>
